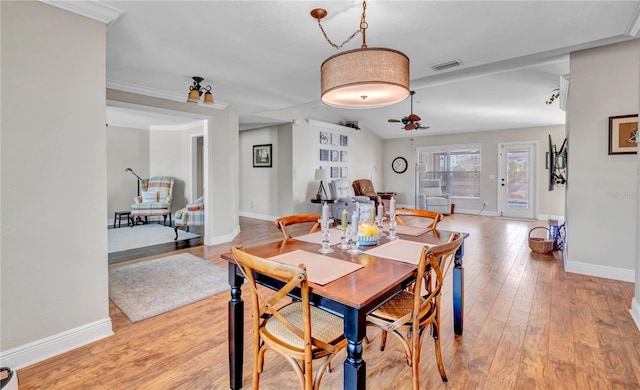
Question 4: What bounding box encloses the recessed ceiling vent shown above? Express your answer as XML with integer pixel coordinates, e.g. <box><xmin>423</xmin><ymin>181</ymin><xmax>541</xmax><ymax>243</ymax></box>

<box><xmin>431</xmin><ymin>59</ymin><xmax>463</xmax><ymax>71</ymax></box>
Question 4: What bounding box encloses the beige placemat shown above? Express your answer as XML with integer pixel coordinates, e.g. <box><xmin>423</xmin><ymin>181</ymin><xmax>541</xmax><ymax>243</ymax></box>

<box><xmin>268</xmin><ymin>250</ymin><xmax>364</xmax><ymax>285</ymax></box>
<box><xmin>293</xmin><ymin>228</ymin><xmax>343</xmax><ymax>246</ymax></box>
<box><xmin>382</xmin><ymin>223</ymin><xmax>432</xmax><ymax>237</ymax></box>
<box><xmin>364</xmin><ymin>239</ymin><xmax>432</xmax><ymax>265</ymax></box>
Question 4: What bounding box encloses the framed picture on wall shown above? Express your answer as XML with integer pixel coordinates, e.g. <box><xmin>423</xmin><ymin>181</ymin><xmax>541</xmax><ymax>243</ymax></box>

<box><xmin>331</xmin><ymin>167</ymin><xmax>340</xmax><ymax>178</ymax></box>
<box><xmin>253</xmin><ymin>144</ymin><xmax>272</xmax><ymax>167</ymax></box>
<box><xmin>608</xmin><ymin>114</ymin><xmax>638</xmax><ymax>155</ymax></box>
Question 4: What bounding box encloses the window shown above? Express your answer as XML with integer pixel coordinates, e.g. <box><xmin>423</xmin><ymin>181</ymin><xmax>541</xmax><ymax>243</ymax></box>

<box><xmin>418</xmin><ymin>145</ymin><xmax>481</xmax><ymax>198</ymax></box>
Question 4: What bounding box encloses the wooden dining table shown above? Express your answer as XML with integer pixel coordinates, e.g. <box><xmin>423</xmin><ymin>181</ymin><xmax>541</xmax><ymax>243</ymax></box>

<box><xmin>220</xmin><ymin>228</ymin><xmax>466</xmax><ymax>390</ymax></box>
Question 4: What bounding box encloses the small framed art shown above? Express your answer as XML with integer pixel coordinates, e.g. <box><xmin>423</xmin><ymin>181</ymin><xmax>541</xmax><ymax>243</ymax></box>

<box><xmin>253</xmin><ymin>144</ymin><xmax>272</xmax><ymax>167</ymax></box>
<box><xmin>608</xmin><ymin>114</ymin><xmax>638</xmax><ymax>155</ymax></box>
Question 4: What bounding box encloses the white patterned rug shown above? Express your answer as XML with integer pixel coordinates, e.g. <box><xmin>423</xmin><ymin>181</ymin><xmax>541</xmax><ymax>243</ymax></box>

<box><xmin>109</xmin><ymin>253</ymin><xmax>228</xmax><ymax>322</ymax></box>
<box><xmin>108</xmin><ymin>223</ymin><xmax>200</xmax><ymax>253</ymax></box>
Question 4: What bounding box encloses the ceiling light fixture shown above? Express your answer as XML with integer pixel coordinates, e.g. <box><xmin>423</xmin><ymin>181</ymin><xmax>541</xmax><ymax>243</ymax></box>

<box><xmin>187</xmin><ymin>76</ymin><xmax>214</xmax><ymax>104</ymax></box>
<box><xmin>310</xmin><ymin>1</ymin><xmax>410</xmax><ymax>109</ymax></box>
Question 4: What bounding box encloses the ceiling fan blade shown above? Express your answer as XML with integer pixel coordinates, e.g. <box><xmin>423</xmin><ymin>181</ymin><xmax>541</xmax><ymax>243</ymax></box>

<box><xmin>388</xmin><ymin>119</ymin><xmax>401</xmax><ymax>123</ymax></box>
<box><xmin>407</xmin><ymin>114</ymin><xmax>421</xmax><ymax>122</ymax></box>
<box><xmin>417</xmin><ymin>126</ymin><xmax>430</xmax><ymax>130</ymax></box>
<box><xmin>404</xmin><ymin>123</ymin><xmax>417</xmax><ymax>130</ymax></box>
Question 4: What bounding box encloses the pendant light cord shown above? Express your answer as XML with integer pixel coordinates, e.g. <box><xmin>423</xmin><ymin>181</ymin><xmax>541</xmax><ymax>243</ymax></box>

<box><xmin>314</xmin><ymin>1</ymin><xmax>368</xmax><ymax>50</ymax></box>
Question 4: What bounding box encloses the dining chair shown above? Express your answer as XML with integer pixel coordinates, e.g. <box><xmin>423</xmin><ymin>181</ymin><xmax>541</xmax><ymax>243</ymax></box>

<box><xmin>394</xmin><ymin>208</ymin><xmax>444</xmax><ymax>230</ymax></box>
<box><xmin>274</xmin><ymin>213</ymin><xmax>323</xmax><ymax>240</ymax></box>
<box><xmin>366</xmin><ymin>232</ymin><xmax>463</xmax><ymax>389</ymax></box>
<box><xmin>230</xmin><ymin>246</ymin><xmax>347</xmax><ymax>390</ymax></box>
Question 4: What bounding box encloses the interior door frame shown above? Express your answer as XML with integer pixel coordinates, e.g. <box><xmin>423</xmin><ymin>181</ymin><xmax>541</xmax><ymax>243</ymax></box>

<box><xmin>497</xmin><ymin>141</ymin><xmax>539</xmax><ymax>219</ymax></box>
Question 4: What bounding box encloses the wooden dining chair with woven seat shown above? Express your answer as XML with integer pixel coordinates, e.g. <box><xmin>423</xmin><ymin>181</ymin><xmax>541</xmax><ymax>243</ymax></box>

<box><xmin>394</xmin><ymin>208</ymin><xmax>444</xmax><ymax>230</ymax></box>
<box><xmin>366</xmin><ymin>233</ymin><xmax>463</xmax><ymax>389</ymax></box>
<box><xmin>274</xmin><ymin>213</ymin><xmax>323</xmax><ymax>240</ymax></box>
<box><xmin>230</xmin><ymin>246</ymin><xmax>347</xmax><ymax>390</ymax></box>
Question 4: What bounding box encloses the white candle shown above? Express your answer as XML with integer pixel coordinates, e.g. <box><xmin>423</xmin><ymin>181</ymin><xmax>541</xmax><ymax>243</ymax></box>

<box><xmin>341</xmin><ymin>209</ymin><xmax>348</xmax><ymax>228</ymax></box>
<box><xmin>322</xmin><ymin>201</ymin><xmax>329</xmax><ymax>222</ymax></box>
<box><xmin>377</xmin><ymin>203</ymin><xmax>384</xmax><ymax>221</ymax></box>
<box><xmin>390</xmin><ymin>197</ymin><xmax>396</xmax><ymax>215</ymax></box>
<box><xmin>351</xmin><ymin>211</ymin><xmax>358</xmax><ymax>233</ymax></box>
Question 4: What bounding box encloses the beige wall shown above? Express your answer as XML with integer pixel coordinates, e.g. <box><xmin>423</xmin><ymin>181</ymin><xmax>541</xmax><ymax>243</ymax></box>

<box><xmin>383</xmin><ymin>125</ymin><xmax>566</xmax><ymax>218</ymax></box>
<box><xmin>567</xmin><ymin>39</ymin><xmax>640</xmax><ymax>281</ymax></box>
<box><xmin>1</xmin><ymin>1</ymin><xmax>112</xmax><ymax>364</ymax></box>
<box><xmin>106</xmin><ymin>126</ymin><xmax>150</xmax><ymax>219</ymax></box>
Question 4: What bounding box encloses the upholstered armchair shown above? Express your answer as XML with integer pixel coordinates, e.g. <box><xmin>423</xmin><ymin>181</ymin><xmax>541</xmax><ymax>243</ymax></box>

<box><xmin>173</xmin><ymin>196</ymin><xmax>204</xmax><ymax>240</ymax></box>
<box><xmin>418</xmin><ymin>179</ymin><xmax>451</xmax><ymax>214</ymax></box>
<box><xmin>352</xmin><ymin>178</ymin><xmax>396</xmax><ymax>210</ymax></box>
<box><xmin>130</xmin><ymin>176</ymin><xmax>174</xmax><ymax>226</ymax></box>
<box><xmin>328</xmin><ymin>179</ymin><xmax>373</xmax><ymax>222</ymax></box>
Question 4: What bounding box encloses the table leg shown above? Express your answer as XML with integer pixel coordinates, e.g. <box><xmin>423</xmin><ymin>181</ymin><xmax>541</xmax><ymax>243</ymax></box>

<box><xmin>343</xmin><ymin>308</ymin><xmax>366</xmax><ymax>390</ymax></box>
<box><xmin>228</xmin><ymin>263</ymin><xmax>244</xmax><ymax>390</ymax></box>
<box><xmin>453</xmin><ymin>240</ymin><xmax>465</xmax><ymax>335</ymax></box>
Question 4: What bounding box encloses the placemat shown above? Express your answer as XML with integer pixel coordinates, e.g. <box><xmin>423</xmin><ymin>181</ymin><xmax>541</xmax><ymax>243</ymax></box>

<box><xmin>268</xmin><ymin>249</ymin><xmax>364</xmax><ymax>285</ymax></box>
<box><xmin>293</xmin><ymin>228</ymin><xmax>344</xmax><ymax>246</ymax></box>
<box><xmin>364</xmin><ymin>239</ymin><xmax>432</xmax><ymax>265</ymax></box>
<box><xmin>382</xmin><ymin>223</ymin><xmax>432</xmax><ymax>237</ymax></box>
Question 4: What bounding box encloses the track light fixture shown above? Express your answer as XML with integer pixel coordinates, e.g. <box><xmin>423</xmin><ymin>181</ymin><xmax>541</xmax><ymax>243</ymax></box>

<box><xmin>187</xmin><ymin>76</ymin><xmax>214</xmax><ymax>104</ymax></box>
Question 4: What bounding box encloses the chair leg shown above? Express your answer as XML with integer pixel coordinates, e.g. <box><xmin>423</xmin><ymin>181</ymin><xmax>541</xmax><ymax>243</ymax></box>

<box><xmin>174</xmin><ymin>226</ymin><xmax>179</xmax><ymax>240</ymax></box>
<box><xmin>379</xmin><ymin>330</ymin><xmax>388</xmax><ymax>351</ymax></box>
<box><xmin>432</xmin><ymin>323</ymin><xmax>447</xmax><ymax>382</ymax></box>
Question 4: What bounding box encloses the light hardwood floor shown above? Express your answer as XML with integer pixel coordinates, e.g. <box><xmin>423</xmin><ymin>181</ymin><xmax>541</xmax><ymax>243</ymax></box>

<box><xmin>17</xmin><ymin>214</ymin><xmax>640</xmax><ymax>389</ymax></box>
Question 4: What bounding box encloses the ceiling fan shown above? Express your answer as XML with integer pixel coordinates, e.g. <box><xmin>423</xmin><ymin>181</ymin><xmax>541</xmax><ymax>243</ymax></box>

<box><xmin>388</xmin><ymin>91</ymin><xmax>429</xmax><ymax>130</ymax></box>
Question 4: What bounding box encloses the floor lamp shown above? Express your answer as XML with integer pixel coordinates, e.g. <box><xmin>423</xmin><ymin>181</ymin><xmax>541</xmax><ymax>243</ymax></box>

<box><xmin>314</xmin><ymin>168</ymin><xmax>329</xmax><ymax>201</ymax></box>
<box><xmin>125</xmin><ymin>167</ymin><xmax>143</xmax><ymax>196</ymax></box>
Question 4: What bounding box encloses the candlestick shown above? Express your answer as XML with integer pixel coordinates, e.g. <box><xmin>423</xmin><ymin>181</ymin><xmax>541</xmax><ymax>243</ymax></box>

<box><xmin>322</xmin><ymin>201</ymin><xmax>329</xmax><ymax>222</ymax></box>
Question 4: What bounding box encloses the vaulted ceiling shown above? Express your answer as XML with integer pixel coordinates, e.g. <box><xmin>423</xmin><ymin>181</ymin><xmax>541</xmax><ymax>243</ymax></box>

<box><xmin>99</xmin><ymin>1</ymin><xmax>640</xmax><ymax>139</ymax></box>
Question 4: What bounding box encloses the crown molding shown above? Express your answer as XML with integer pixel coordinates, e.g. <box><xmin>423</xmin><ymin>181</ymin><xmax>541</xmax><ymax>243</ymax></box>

<box><xmin>106</xmin><ymin>79</ymin><xmax>228</xmax><ymax>110</ymax></box>
<box><xmin>39</xmin><ymin>1</ymin><xmax>125</xmax><ymax>26</ymax></box>
<box><xmin>150</xmin><ymin>121</ymin><xmax>204</xmax><ymax>131</ymax></box>
<box><xmin>626</xmin><ymin>4</ymin><xmax>640</xmax><ymax>37</ymax></box>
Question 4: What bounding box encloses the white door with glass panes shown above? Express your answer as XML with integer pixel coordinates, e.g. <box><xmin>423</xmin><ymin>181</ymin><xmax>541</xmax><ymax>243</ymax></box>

<box><xmin>497</xmin><ymin>142</ymin><xmax>537</xmax><ymax>219</ymax></box>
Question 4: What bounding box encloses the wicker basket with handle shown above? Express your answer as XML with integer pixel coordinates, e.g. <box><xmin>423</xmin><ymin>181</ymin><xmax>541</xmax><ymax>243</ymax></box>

<box><xmin>528</xmin><ymin>227</ymin><xmax>554</xmax><ymax>254</ymax></box>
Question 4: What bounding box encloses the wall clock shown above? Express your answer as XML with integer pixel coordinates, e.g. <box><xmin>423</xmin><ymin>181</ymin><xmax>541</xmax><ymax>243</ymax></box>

<box><xmin>392</xmin><ymin>156</ymin><xmax>408</xmax><ymax>174</ymax></box>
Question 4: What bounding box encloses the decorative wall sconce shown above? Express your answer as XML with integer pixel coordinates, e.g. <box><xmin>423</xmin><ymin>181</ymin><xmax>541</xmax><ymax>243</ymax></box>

<box><xmin>187</xmin><ymin>76</ymin><xmax>214</xmax><ymax>104</ymax></box>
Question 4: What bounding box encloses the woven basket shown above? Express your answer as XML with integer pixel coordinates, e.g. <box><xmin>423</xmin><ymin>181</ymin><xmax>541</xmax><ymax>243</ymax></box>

<box><xmin>528</xmin><ymin>227</ymin><xmax>553</xmax><ymax>253</ymax></box>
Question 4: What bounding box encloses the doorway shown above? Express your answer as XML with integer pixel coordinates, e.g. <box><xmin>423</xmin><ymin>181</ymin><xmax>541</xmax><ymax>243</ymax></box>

<box><xmin>497</xmin><ymin>142</ymin><xmax>537</xmax><ymax>219</ymax></box>
<box><xmin>190</xmin><ymin>134</ymin><xmax>204</xmax><ymax>202</ymax></box>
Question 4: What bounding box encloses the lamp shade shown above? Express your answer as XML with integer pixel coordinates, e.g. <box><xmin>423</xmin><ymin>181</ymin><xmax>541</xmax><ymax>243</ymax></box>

<box><xmin>203</xmin><ymin>91</ymin><xmax>214</xmax><ymax>104</ymax></box>
<box><xmin>314</xmin><ymin>168</ymin><xmax>329</xmax><ymax>182</ymax></box>
<box><xmin>187</xmin><ymin>89</ymin><xmax>201</xmax><ymax>103</ymax></box>
<box><xmin>321</xmin><ymin>47</ymin><xmax>410</xmax><ymax>109</ymax></box>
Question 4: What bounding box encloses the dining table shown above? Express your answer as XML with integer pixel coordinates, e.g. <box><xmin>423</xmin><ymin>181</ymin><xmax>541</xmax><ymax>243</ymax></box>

<box><xmin>220</xmin><ymin>226</ymin><xmax>467</xmax><ymax>390</ymax></box>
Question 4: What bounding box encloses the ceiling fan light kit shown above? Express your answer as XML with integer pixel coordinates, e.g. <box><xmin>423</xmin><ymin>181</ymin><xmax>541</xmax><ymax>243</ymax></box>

<box><xmin>311</xmin><ymin>1</ymin><xmax>410</xmax><ymax>109</ymax></box>
<box><xmin>388</xmin><ymin>90</ymin><xmax>430</xmax><ymax>131</ymax></box>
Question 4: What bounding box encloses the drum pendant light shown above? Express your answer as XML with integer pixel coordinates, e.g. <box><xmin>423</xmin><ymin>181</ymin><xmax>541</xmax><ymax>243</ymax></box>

<box><xmin>311</xmin><ymin>1</ymin><xmax>410</xmax><ymax>109</ymax></box>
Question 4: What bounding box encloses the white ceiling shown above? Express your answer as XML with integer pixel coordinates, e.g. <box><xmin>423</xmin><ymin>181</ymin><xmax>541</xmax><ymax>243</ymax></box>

<box><xmin>99</xmin><ymin>1</ymin><xmax>640</xmax><ymax>139</ymax></box>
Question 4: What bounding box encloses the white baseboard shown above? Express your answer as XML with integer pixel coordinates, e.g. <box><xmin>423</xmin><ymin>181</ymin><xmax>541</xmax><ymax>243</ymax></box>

<box><xmin>238</xmin><ymin>211</ymin><xmax>278</xmax><ymax>221</ymax></box>
<box><xmin>538</xmin><ymin>214</ymin><xmax>565</xmax><ymax>223</ymax></box>
<box><xmin>630</xmin><ymin>298</ymin><xmax>640</xmax><ymax>332</ymax></box>
<box><xmin>565</xmin><ymin>260</ymin><xmax>635</xmax><ymax>282</ymax></box>
<box><xmin>0</xmin><ymin>317</ymin><xmax>113</xmax><ymax>370</ymax></box>
<box><xmin>205</xmin><ymin>225</ymin><xmax>241</xmax><ymax>246</ymax></box>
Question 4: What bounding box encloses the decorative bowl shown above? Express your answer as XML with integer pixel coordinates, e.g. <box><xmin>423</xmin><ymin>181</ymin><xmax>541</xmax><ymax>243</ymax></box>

<box><xmin>357</xmin><ymin>233</ymin><xmax>382</xmax><ymax>246</ymax></box>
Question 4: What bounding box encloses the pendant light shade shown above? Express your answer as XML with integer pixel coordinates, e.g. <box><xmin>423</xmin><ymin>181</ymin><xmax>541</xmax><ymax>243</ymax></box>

<box><xmin>187</xmin><ymin>76</ymin><xmax>214</xmax><ymax>104</ymax></box>
<box><xmin>321</xmin><ymin>48</ymin><xmax>410</xmax><ymax>109</ymax></box>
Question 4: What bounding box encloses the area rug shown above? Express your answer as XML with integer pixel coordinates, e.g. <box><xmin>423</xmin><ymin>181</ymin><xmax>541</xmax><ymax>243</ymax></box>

<box><xmin>109</xmin><ymin>253</ymin><xmax>228</xmax><ymax>323</ymax></box>
<box><xmin>108</xmin><ymin>223</ymin><xmax>200</xmax><ymax>253</ymax></box>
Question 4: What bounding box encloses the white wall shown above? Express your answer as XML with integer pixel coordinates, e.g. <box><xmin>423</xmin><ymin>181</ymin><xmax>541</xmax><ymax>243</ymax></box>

<box><xmin>106</xmin><ymin>126</ymin><xmax>150</xmax><ymax>220</ymax></box>
<box><xmin>383</xmin><ymin>125</ymin><xmax>566</xmax><ymax>218</ymax></box>
<box><xmin>1</xmin><ymin>1</ymin><xmax>112</xmax><ymax>367</ymax></box>
<box><xmin>567</xmin><ymin>39</ymin><xmax>640</xmax><ymax>282</ymax></box>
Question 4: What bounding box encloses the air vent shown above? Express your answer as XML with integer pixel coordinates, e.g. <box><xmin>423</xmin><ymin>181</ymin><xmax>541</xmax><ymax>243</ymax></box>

<box><xmin>431</xmin><ymin>59</ymin><xmax>463</xmax><ymax>71</ymax></box>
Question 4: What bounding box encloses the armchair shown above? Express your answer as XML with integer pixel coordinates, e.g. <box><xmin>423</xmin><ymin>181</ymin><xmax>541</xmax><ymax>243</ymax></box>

<box><xmin>352</xmin><ymin>178</ymin><xmax>396</xmax><ymax>210</ymax></box>
<box><xmin>418</xmin><ymin>179</ymin><xmax>451</xmax><ymax>214</ymax></box>
<box><xmin>173</xmin><ymin>196</ymin><xmax>204</xmax><ymax>240</ymax></box>
<box><xmin>130</xmin><ymin>176</ymin><xmax>174</xmax><ymax>226</ymax></box>
<box><xmin>328</xmin><ymin>179</ymin><xmax>373</xmax><ymax>223</ymax></box>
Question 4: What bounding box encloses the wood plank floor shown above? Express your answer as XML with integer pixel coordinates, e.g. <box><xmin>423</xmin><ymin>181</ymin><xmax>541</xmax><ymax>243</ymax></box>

<box><xmin>17</xmin><ymin>214</ymin><xmax>640</xmax><ymax>389</ymax></box>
